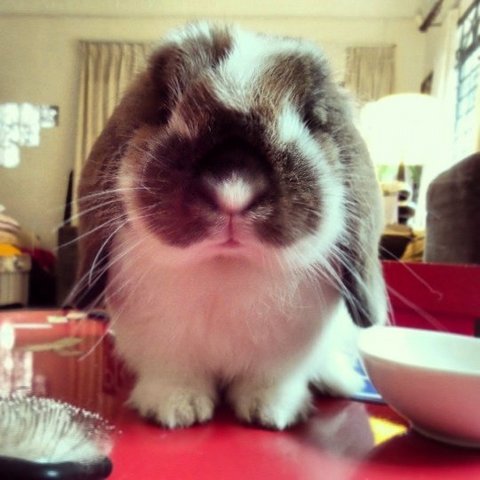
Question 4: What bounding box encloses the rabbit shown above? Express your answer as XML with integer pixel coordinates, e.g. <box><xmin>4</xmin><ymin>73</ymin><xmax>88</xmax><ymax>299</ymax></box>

<box><xmin>70</xmin><ymin>22</ymin><xmax>387</xmax><ymax>430</ymax></box>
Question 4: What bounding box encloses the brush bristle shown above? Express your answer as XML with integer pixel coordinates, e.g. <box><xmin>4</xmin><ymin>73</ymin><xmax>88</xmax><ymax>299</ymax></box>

<box><xmin>0</xmin><ymin>395</ymin><xmax>113</xmax><ymax>464</ymax></box>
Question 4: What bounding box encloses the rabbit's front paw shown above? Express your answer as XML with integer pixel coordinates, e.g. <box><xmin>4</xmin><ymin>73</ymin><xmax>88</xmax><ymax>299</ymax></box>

<box><xmin>129</xmin><ymin>378</ymin><xmax>216</xmax><ymax>428</ymax></box>
<box><xmin>229</xmin><ymin>379</ymin><xmax>311</xmax><ymax>430</ymax></box>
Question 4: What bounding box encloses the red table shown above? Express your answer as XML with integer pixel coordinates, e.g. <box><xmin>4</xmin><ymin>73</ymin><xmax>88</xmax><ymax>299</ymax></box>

<box><xmin>1</xmin><ymin>262</ymin><xmax>479</xmax><ymax>479</ymax></box>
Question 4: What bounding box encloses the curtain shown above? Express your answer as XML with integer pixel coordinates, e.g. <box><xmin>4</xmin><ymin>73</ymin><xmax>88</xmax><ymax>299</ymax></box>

<box><xmin>73</xmin><ymin>41</ymin><xmax>151</xmax><ymax>207</ymax></box>
<box><xmin>344</xmin><ymin>46</ymin><xmax>396</xmax><ymax>103</ymax></box>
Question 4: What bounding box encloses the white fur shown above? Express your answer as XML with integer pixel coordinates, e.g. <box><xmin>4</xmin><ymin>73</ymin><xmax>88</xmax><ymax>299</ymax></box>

<box><xmin>276</xmin><ymin>101</ymin><xmax>310</xmax><ymax>146</ymax></box>
<box><xmin>275</xmin><ymin>102</ymin><xmax>347</xmax><ymax>269</ymax></box>
<box><xmin>107</xmin><ymin>219</ymin><xmax>362</xmax><ymax>429</ymax></box>
<box><xmin>210</xmin><ymin>25</ymin><xmax>324</xmax><ymax>113</ymax></box>
<box><xmin>165</xmin><ymin>22</ymin><xmax>328</xmax><ymax>117</ymax></box>
<box><xmin>211</xmin><ymin>174</ymin><xmax>254</xmax><ymax>213</ymax></box>
<box><xmin>212</xmin><ymin>30</ymin><xmax>273</xmax><ymax>111</ymax></box>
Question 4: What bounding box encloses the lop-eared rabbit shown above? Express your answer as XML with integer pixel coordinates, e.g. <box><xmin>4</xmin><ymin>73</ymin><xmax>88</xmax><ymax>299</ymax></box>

<box><xmin>71</xmin><ymin>23</ymin><xmax>387</xmax><ymax>429</ymax></box>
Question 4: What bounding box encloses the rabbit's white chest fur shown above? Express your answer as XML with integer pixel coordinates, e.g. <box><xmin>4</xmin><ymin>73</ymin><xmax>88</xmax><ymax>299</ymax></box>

<box><xmin>107</xmin><ymin>225</ymin><xmax>362</xmax><ymax>429</ymax></box>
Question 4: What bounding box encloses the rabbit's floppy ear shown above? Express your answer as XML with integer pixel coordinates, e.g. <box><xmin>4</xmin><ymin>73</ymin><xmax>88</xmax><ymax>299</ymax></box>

<box><xmin>337</xmin><ymin>144</ymin><xmax>387</xmax><ymax>328</ymax></box>
<box><xmin>339</xmin><ymin>240</ymin><xmax>387</xmax><ymax>328</ymax></box>
<box><xmin>68</xmin><ymin>43</ymin><xmax>188</xmax><ymax>309</ymax></box>
<box><xmin>67</xmin><ymin>115</ymin><xmax>132</xmax><ymax>310</ymax></box>
<box><xmin>317</xmin><ymin>90</ymin><xmax>387</xmax><ymax>328</ymax></box>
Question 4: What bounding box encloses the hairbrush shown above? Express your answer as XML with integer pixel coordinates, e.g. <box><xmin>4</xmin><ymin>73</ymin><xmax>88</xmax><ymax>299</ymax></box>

<box><xmin>0</xmin><ymin>395</ymin><xmax>113</xmax><ymax>480</ymax></box>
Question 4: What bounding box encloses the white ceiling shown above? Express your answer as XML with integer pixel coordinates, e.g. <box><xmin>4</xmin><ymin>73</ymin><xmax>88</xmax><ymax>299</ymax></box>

<box><xmin>0</xmin><ymin>0</ymin><xmax>433</xmax><ymax>19</ymax></box>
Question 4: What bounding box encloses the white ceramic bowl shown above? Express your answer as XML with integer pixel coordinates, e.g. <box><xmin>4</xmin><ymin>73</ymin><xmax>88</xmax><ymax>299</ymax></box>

<box><xmin>358</xmin><ymin>326</ymin><xmax>480</xmax><ymax>448</ymax></box>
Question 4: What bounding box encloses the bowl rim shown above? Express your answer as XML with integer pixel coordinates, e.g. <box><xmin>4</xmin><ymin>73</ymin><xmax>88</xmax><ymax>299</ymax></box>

<box><xmin>358</xmin><ymin>325</ymin><xmax>480</xmax><ymax>377</ymax></box>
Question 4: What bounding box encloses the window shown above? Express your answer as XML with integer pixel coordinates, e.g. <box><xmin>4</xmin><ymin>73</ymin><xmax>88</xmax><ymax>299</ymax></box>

<box><xmin>455</xmin><ymin>0</ymin><xmax>480</xmax><ymax>160</ymax></box>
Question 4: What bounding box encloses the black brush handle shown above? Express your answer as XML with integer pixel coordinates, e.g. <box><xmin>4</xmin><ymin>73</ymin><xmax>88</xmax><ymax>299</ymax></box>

<box><xmin>0</xmin><ymin>456</ymin><xmax>112</xmax><ymax>480</ymax></box>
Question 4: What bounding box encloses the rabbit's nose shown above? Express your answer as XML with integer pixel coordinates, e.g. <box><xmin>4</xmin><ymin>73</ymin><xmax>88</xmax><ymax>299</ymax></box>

<box><xmin>198</xmin><ymin>173</ymin><xmax>267</xmax><ymax>215</ymax></box>
<box><xmin>213</xmin><ymin>173</ymin><xmax>266</xmax><ymax>214</ymax></box>
<box><xmin>195</xmin><ymin>138</ymin><xmax>271</xmax><ymax>214</ymax></box>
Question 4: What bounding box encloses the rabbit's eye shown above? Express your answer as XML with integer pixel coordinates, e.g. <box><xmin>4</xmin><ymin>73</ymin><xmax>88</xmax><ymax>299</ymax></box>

<box><xmin>143</xmin><ymin>106</ymin><xmax>171</xmax><ymax>127</ymax></box>
<box><xmin>302</xmin><ymin>100</ymin><xmax>328</xmax><ymax>132</ymax></box>
<box><xmin>156</xmin><ymin>106</ymin><xmax>172</xmax><ymax>125</ymax></box>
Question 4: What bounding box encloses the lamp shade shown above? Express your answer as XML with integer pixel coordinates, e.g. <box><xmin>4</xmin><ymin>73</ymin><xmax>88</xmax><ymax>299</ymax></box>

<box><xmin>360</xmin><ymin>93</ymin><xmax>450</xmax><ymax>228</ymax></box>
<box><xmin>360</xmin><ymin>93</ymin><xmax>446</xmax><ymax>166</ymax></box>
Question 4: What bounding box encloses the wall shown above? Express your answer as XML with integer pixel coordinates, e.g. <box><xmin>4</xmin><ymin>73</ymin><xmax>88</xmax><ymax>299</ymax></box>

<box><xmin>0</xmin><ymin>13</ymin><xmax>426</xmax><ymax>251</ymax></box>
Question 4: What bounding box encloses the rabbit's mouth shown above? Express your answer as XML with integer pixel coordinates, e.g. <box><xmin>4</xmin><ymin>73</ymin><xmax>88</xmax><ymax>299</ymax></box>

<box><xmin>210</xmin><ymin>213</ymin><xmax>254</xmax><ymax>252</ymax></box>
<box><xmin>220</xmin><ymin>238</ymin><xmax>241</xmax><ymax>248</ymax></box>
